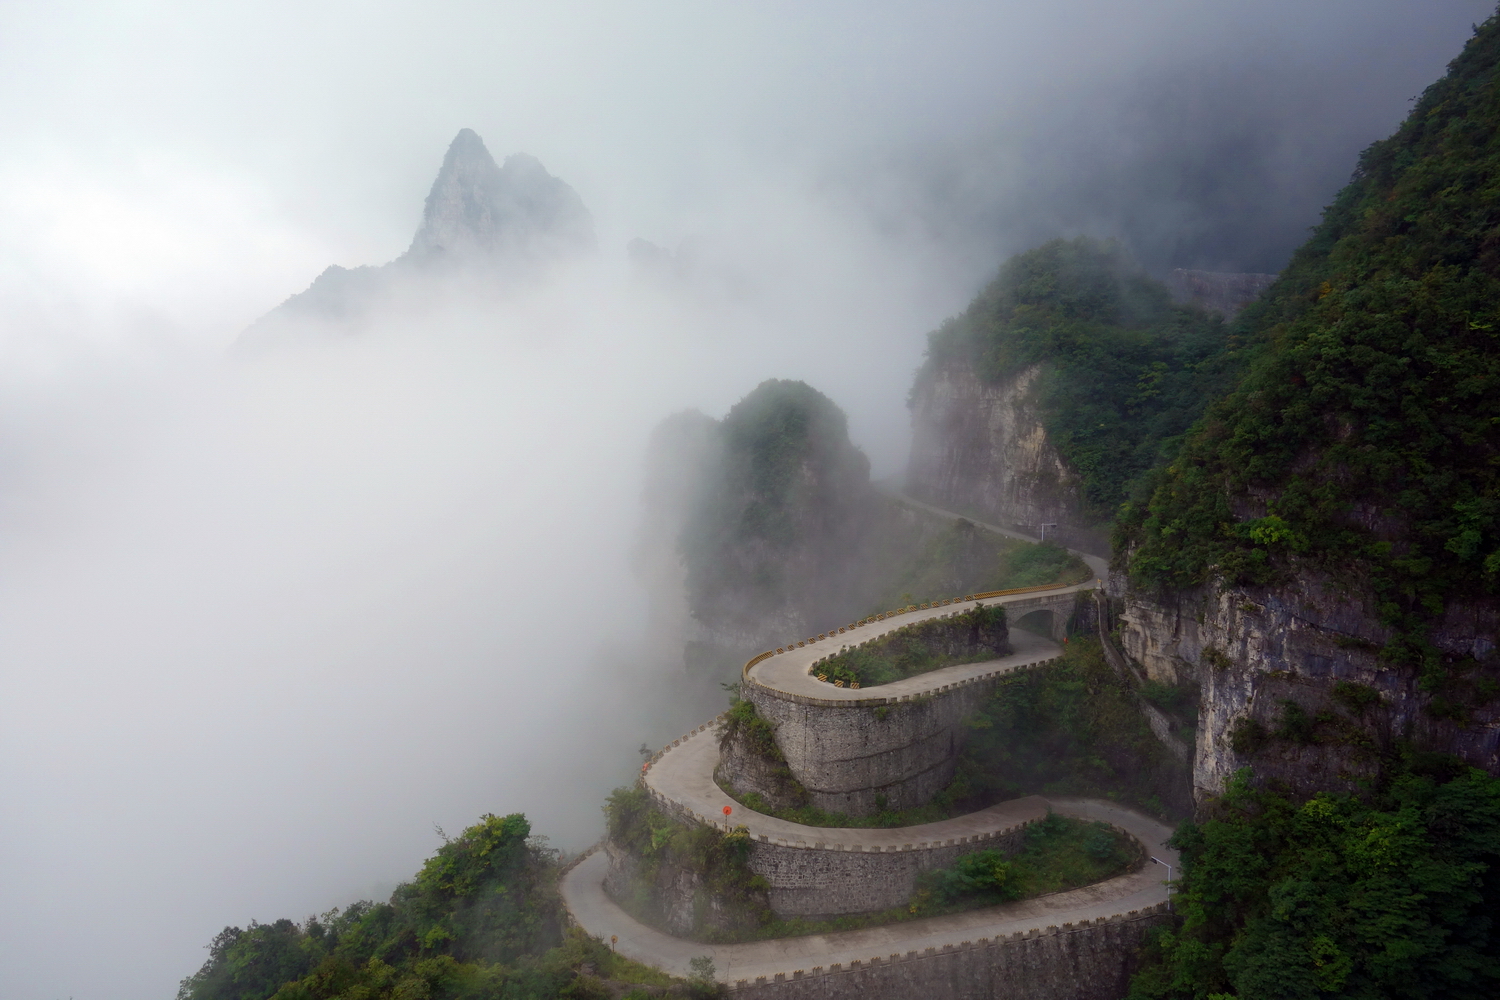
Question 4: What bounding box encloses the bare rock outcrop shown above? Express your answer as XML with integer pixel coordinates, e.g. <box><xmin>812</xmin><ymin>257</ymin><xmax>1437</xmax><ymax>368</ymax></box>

<box><xmin>906</xmin><ymin>362</ymin><xmax>1094</xmax><ymax>551</ymax></box>
<box><xmin>1115</xmin><ymin>573</ymin><xmax>1500</xmax><ymax>803</ymax></box>
<box><xmin>1161</xmin><ymin>269</ymin><xmax>1276</xmax><ymax>317</ymax></box>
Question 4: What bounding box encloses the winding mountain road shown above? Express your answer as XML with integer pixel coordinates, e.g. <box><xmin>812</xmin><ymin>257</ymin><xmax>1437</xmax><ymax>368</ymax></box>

<box><xmin>557</xmin><ymin>495</ymin><xmax>1175</xmax><ymax>986</ymax></box>
<box><xmin>561</xmin><ymin>798</ymin><xmax>1175</xmax><ymax>983</ymax></box>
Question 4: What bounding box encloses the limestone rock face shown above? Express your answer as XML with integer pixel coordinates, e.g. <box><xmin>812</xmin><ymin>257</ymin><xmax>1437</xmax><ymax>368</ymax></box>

<box><xmin>1116</xmin><ymin>574</ymin><xmax>1500</xmax><ymax>803</ymax></box>
<box><xmin>906</xmin><ymin>362</ymin><xmax>1092</xmax><ymax>550</ymax></box>
<box><xmin>405</xmin><ymin>130</ymin><xmax>594</xmax><ymax>265</ymax></box>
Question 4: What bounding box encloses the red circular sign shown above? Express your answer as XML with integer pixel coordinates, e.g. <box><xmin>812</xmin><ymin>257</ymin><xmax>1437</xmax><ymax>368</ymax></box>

<box><xmin>723</xmin><ymin>805</ymin><xmax>733</xmax><ymax>816</ymax></box>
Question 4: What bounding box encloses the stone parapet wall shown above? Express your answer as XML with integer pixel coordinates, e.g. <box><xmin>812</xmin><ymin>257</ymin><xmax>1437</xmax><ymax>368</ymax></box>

<box><xmin>726</xmin><ymin>906</ymin><xmax>1170</xmax><ymax>999</ymax></box>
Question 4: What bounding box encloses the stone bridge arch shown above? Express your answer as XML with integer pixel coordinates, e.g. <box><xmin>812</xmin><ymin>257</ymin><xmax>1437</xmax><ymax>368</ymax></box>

<box><xmin>998</xmin><ymin>591</ymin><xmax>1076</xmax><ymax>643</ymax></box>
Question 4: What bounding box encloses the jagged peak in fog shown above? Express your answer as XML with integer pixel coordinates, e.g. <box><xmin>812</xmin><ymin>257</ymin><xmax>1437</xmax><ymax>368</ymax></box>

<box><xmin>404</xmin><ymin>129</ymin><xmax>594</xmax><ymax>265</ymax></box>
<box><xmin>235</xmin><ymin>129</ymin><xmax>593</xmax><ymax>352</ymax></box>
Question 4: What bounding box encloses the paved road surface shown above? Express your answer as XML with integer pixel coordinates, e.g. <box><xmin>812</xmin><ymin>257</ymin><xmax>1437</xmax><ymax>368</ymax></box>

<box><xmin>559</xmin><ymin>797</ymin><xmax>1177</xmax><ymax>983</ymax></box>
<box><xmin>749</xmin><ymin>601</ymin><xmax>1081</xmax><ymax>703</ymax></box>
<box><xmin>557</xmin><ymin>493</ymin><xmax>1174</xmax><ymax>983</ymax></box>
<box><xmin>876</xmin><ymin>486</ymin><xmax>1111</xmax><ymax>581</ymax></box>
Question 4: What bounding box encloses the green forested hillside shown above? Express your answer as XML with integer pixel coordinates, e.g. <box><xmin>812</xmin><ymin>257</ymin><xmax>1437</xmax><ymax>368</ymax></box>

<box><xmin>1129</xmin><ymin>764</ymin><xmax>1500</xmax><ymax>1000</ymax></box>
<box><xmin>1120</xmin><ymin>11</ymin><xmax>1500</xmax><ymax>998</ymax></box>
<box><xmin>1116</xmin><ymin>13</ymin><xmax>1500</xmax><ymax>669</ymax></box>
<box><xmin>177</xmin><ymin>814</ymin><xmax>688</xmax><ymax>1000</ymax></box>
<box><xmin>918</xmin><ymin>237</ymin><xmax>1237</xmax><ymax>516</ymax></box>
<box><xmin>680</xmin><ymin>378</ymin><xmax>871</xmax><ymax>629</ymax></box>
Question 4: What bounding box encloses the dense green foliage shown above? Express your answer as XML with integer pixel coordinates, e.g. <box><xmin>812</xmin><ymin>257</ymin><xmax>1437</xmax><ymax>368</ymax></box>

<box><xmin>1117</xmin><ymin>14</ymin><xmax>1500</xmax><ymax>680</ymax></box>
<box><xmin>916</xmin><ymin>813</ymin><xmax>1137</xmax><ymax>910</ymax></box>
<box><xmin>818</xmin><ymin>604</ymin><xmax>1009</xmax><ymax>687</ymax></box>
<box><xmin>603</xmin><ymin>786</ymin><xmax>772</xmax><ymax>940</ymax></box>
<box><xmin>1129</xmin><ymin>764</ymin><xmax>1500</xmax><ymax>1000</ymax></box>
<box><xmin>920</xmin><ymin>237</ymin><xmax>1236</xmax><ymax>515</ymax></box>
<box><xmin>177</xmin><ymin>814</ymin><xmax>681</xmax><ymax>1000</ymax></box>
<box><xmin>951</xmin><ymin>637</ymin><xmax>1193</xmax><ymax>819</ymax></box>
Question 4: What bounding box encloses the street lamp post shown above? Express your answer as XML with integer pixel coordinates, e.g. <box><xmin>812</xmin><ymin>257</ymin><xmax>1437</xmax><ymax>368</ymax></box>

<box><xmin>1039</xmin><ymin>522</ymin><xmax>1058</xmax><ymax>542</ymax></box>
<box><xmin>1151</xmin><ymin>856</ymin><xmax>1174</xmax><ymax>912</ymax></box>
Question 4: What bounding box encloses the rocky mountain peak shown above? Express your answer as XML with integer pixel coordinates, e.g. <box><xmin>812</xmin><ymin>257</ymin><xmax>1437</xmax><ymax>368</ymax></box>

<box><xmin>404</xmin><ymin>129</ymin><xmax>594</xmax><ymax>265</ymax></box>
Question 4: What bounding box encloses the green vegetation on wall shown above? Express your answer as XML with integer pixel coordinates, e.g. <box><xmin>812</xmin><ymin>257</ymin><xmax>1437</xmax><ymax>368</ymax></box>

<box><xmin>604</xmin><ymin>786</ymin><xmax>772</xmax><ymax>940</ymax></box>
<box><xmin>949</xmin><ymin>638</ymin><xmax>1194</xmax><ymax>820</ymax></box>
<box><xmin>914</xmin><ymin>813</ymin><xmax>1138</xmax><ymax>913</ymax></box>
<box><xmin>918</xmin><ymin>237</ymin><xmax>1237</xmax><ymax>517</ymax></box>
<box><xmin>818</xmin><ymin>604</ymin><xmax>1009</xmax><ymax>687</ymax></box>
<box><xmin>1128</xmin><ymin>763</ymin><xmax>1500</xmax><ymax>1000</ymax></box>
<box><xmin>1116</xmin><ymin>14</ymin><xmax>1500</xmax><ymax>684</ymax></box>
<box><xmin>177</xmin><ymin>814</ymin><xmax>680</xmax><ymax>1000</ymax></box>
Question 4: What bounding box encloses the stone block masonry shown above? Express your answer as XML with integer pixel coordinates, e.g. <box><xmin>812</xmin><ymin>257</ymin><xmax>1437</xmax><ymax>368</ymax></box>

<box><xmin>743</xmin><ymin>676</ymin><xmax>1001</xmax><ymax>815</ymax></box>
<box><xmin>739</xmin><ymin>589</ymin><xmax>1082</xmax><ymax>817</ymax></box>
<box><xmin>745</xmin><ymin>818</ymin><xmax>1033</xmax><ymax>917</ymax></box>
<box><xmin>726</xmin><ymin>907</ymin><xmax>1170</xmax><ymax>999</ymax></box>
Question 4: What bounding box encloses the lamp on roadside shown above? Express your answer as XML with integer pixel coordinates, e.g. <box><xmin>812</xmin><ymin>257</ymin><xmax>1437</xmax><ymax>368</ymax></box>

<box><xmin>1039</xmin><ymin>522</ymin><xmax>1058</xmax><ymax>541</ymax></box>
<box><xmin>1151</xmin><ymin>856</ymin><xmax>1174</xmax><ymax>912</ymax></box>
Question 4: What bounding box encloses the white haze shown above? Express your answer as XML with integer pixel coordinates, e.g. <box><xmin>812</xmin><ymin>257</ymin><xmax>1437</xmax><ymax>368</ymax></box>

<box><xmin>0</xmin><ymin>3</ymin><xmax>1491</xmax><ymax>998</ymax></box>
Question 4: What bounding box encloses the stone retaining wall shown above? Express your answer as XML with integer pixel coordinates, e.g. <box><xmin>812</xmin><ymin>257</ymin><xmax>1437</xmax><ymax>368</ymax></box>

<box><xmin>641</xmin><ymin>783</ymin><xmax>1050</xmax><ymax>917</ymax></box>
<box><xmin>737</xmin><ymin>591</ymin><xmax>1077</xmax><ymax>816</ymax></box>
<box><xmin>744</xmin><ymin>817</ymin><xmax>1035</xmax><ymax>917</ymax></box>
<box><xmin>740</xmin><ymin>651</ymin><xmax>1059</xmax><ymax>816</ymax></box>
<box><xmin>726</xmin><ymin>905</ymin><xmax>1171</xmax><ymax>999</ymax></box>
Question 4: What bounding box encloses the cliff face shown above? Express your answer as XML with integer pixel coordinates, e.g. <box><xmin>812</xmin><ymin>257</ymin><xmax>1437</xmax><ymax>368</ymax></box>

<box><xmin>1116</xmin><ymin>574</ymin><xmax>1500</xmax><ymax>803</ymax></box>
<box><xmin>1162</xmin><ymin>269</ymin><xmax>1276</xmax><ymax>317</ymax></box>
<box><xmin>906</xmin><ymin>361</ymin><xmax>1087</xmax><ymax>549</ymax></box>
<box><xmin>904</xmin><ymin>239</ymin><xmax>1241</xmax><ymax>559</ymax></box>
<box><xmin>1112</xmin><ymin>21</ymin><xmax>1500</xmax><ymax>809</ymax></box>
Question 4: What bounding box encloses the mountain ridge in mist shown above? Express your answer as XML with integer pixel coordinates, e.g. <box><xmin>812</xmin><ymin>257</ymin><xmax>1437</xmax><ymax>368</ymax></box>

<box><xmin>236</xmin><ymin>129</ymin><xmax>593</xmax><ymax>351</ymax></box>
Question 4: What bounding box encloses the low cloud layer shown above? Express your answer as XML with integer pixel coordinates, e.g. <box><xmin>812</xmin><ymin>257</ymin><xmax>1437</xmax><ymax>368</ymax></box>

<box><xmin>0</xmin><ymin>3</ymin><xmax>1492</xmax><ymax>998</ymax></box>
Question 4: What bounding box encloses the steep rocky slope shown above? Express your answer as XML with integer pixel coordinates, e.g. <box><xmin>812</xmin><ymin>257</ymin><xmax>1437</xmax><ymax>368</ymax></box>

<box><xmin>1161</xmin><ymin>268</ymin><xmax>1277</xmax><ymax>317</ymax></box>
<box><xmin>905</xmin><ymin>239</ymin><xmax>1236</xmax><ymax>555</ymax></box>
<box><xmin>1115</xmin><ymin>17</ymin><xmax>1500</xmax><ymax>803</ymax></box>
<box><xmin>907</xmin><ymin>361</ymin><xmax>1081</xmax><ymax>546</ymax></box>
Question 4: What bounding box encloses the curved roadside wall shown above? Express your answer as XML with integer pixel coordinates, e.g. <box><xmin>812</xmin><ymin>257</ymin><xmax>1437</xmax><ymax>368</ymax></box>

<box><xmin>741</xmin><ymin>676</ymin><xmax>1005</xmax><ymax>815</ymax></box>
<box><xmin>737</xmin><ymin>590</ymin><xmax>1079</xmax><ymax>817</ymax></box>
<box><xmin>725</xmin><ymin>905</ymin><xmax>1170</xmax><ymax>999</ymax></box>
<box><xmin>743</xmin><ymin>800</ymin><xmax>1046</xmax><ymax>918</ymax></box>
<box><xmin>641</xmin><ymin>784</ymin><xmax>1046</xmax><ymax>918</ymax></box>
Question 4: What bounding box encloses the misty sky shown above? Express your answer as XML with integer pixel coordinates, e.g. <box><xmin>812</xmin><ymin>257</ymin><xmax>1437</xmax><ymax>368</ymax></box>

<box><xmin>0</xmin><ymin>3</ymin><xmax>1492</xmax><ymax>999</ymax></box>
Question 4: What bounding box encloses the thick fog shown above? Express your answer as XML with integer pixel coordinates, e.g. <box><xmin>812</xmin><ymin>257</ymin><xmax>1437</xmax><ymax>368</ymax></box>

<box><xmin>0</xmin><ymin>3</ymin><xmax>1490</xmax><ymax>998</ymax></box>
